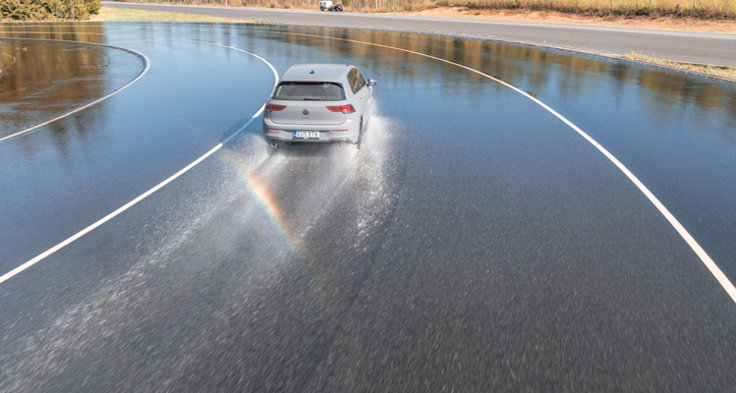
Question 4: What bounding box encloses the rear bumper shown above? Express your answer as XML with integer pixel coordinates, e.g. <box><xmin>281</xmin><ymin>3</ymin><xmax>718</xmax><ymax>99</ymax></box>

<box><xmin>262</xmin><ymin>118</ymin><xmax>359</xmax><ymax>144</ymax></box>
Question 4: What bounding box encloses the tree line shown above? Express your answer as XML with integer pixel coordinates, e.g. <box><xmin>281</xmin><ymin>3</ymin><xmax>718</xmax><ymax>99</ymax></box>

<box><xmin>1</xmin><ymin>0</ymin><xmax>101</xmax><ymax>20</ymax></box>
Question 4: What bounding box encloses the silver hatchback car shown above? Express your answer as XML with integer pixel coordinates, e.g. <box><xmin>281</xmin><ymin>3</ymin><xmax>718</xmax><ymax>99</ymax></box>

<box><xmin>262</xmin><ymin>64</ymin><xmax>376</xmax><ymax>148</ymax></box>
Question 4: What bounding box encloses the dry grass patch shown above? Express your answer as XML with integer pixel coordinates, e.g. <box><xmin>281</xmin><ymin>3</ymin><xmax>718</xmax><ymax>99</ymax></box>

<box><xmin>625</xmin><ymin>51</ymin><xmax>736</xmax><ymax>81</ymax></box>
<box><xmin>91</xmin><ymin>6</ymin><xmax>254</xmax><ymax>21</ymax></box>
<box><xmin>128</xmin><ymin>0</ymin><xmax>736</xmax><ymax>20</ymax></box>
<box><xmin>401</xmin><ymin>6</ymin><xmax>736</xmax><ymax>33</ymax></box>
<box><xmin>121</xmin><ymin>1</ymin><xmax>736</xmax><ymax>32</ymax></box>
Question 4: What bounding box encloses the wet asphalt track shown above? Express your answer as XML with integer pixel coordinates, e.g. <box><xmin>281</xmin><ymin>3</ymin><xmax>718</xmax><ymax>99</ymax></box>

<box><xmin>1</xmin><ymin>23</ymin><xmax>736</xmax><ymax>392</ymax></box>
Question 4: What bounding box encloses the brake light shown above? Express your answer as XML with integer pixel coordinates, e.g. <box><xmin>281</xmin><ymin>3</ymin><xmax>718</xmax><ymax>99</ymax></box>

<box><xmin>326</xmin><ymin>104</ymin><xmax>356</xmax><ymax>114</ymax></box>
<box><xmin>265</xmin><ymin>104</ymin><xmax>286</xmax><ymax>112</ymax></box>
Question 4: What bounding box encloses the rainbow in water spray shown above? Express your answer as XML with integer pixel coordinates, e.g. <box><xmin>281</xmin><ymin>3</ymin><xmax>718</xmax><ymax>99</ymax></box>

<box><xmin>223</xmin><ymin>151</ymin><xmax>303</xmax><ymax>254</ymax></box>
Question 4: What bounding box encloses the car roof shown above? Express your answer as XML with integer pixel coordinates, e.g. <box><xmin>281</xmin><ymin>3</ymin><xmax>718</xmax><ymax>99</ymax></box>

<box><xmin>281</xmin><ymin>64</ymin><xmax>353</xmax><ymax>83</ymax></box>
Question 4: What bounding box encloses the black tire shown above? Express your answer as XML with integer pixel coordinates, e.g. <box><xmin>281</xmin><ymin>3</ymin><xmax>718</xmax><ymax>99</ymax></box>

<box><xmin>320</xmin><ymin>6</ymin><xmax>324</xmax><ymax>10</ymax></box>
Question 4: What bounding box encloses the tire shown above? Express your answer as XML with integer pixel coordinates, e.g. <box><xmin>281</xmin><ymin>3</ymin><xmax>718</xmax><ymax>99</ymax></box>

<box><xmin>356</xmin><ymin>118</ymin><xmax>363</xmax><ymax>148</ymax></box>
<box><xmin>320</xmin><ymin>6</ymin><xmax>324</xmax><ymax>10</ymax></box>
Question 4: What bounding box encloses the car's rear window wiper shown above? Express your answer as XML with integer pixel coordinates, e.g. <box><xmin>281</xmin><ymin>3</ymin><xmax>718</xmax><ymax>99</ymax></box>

<box><xmin>303</xmin><ymin>97</ymin><xmax>322</xmax><ymax>101</ymax></box>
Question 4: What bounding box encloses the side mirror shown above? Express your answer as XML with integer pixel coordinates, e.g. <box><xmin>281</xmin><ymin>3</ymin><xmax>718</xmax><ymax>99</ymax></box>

<box><xmin>368</xmin><ymin>79</ymin><xmax>377</xmax><ymax>86</ymax></box>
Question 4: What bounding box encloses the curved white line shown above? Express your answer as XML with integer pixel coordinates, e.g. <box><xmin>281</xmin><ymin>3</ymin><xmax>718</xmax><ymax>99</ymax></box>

<box><xmin>0</xmin><ymin>52</ymin><xmax>17</xmax><ymax>72</ymax></box>
<box><xmin>185</xmin><ymin>40</ymin><xmax>277</xmax><ymax>126</ymax></box>
<box><xmin>0</xmin><ymin>38</ymin><xmax>151</xmax><ymax>144</ymax></box>
<box><xmin>3</xmin><ymin>30</ymin><xmax>733</xmax><ymax>307</ymax></box>
<box><xmin>286</xmin><ymin>32</ymin><xmax>736</xmax><ymax>304</ymax></box>
<box><xmin>0</xmin><ymin>46</ymin><xmax>278</xmax><ymax>286</ymax></box>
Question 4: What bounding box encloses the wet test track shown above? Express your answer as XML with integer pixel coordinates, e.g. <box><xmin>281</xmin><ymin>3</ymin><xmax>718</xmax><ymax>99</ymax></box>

<box><xmin>1</xmin><ymin>23</ymin><xmax>736</xmax><ymax>392</ymax></box>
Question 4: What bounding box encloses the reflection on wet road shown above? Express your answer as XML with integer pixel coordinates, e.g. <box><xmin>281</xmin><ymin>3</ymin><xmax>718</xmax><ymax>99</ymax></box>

<box><xmin>0</xmin><ymin>35</ymin><xmax>144</xmax><ymax>139</ymax></box>
<box><xmin>0</xmin><ymin>23</ymin><xmax>735</xmax><ymax>392</ymax></box>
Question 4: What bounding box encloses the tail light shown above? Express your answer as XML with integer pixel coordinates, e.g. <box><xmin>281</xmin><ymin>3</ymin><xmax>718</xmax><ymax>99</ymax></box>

<box><xmin>326</xmin><ymin>104</ymin><xmax>356</xmax><ymax>114</ymax></box>
<box><xmin>265</xmin><ymin>104</ymin><xmax>286</xmax><ymax>112</ymax></box>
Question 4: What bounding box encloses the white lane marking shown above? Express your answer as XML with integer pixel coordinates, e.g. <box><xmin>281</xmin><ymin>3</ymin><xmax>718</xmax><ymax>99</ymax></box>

<box><xmin>0</xmin><ymin>46</ymin><xmax>278</xmax><ymax>286</ymax></box>
<box><xmin>4</xmin><ymin>29</ymin><xmax>734</xmax><ymax>307</ymax></box>
<box><xmin>289</xmin><ymin>32</ymin><xmax>736</xmax><ymax>304</ymax></box>
<box><xmin>0</xmin><ymin>52</ymin><xmax>17</xmax><ymax>72</ymax></box>
<box><xmin>0</xmin><ymin>38</ymin><xmax>151</xmax><ymax>144</ymax></box>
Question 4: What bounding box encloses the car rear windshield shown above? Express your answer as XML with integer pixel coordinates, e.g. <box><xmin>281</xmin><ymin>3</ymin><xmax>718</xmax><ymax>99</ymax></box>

<box><xmin>273</xmin><ymin>82</ymin><xmax>346</xmax><ymax>101</ymax></box>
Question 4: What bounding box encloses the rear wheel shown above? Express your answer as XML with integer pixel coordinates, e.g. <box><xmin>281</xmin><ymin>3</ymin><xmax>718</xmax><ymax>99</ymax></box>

<box><xmin>356</xmin><ymin>118</ymin><xmax>363</xmax><ymax>149</ymax></box>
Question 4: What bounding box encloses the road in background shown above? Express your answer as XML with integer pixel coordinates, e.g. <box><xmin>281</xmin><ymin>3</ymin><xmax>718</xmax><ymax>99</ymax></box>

<box><xmin>1</xmin><ymin>23</ymin><xmax>735</xmax><ymax>392</ymax></box>
<box><xmin>103</xmin><ymin>1</ymin><xmax>736</xmax><ymax>66</ymax></box>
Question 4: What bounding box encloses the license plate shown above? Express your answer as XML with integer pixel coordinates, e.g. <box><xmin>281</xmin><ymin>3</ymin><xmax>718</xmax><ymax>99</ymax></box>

<box><xmin>293</xmin><ymin>130</ymin><xmax>320</xmax><ymax>140</ymax></box>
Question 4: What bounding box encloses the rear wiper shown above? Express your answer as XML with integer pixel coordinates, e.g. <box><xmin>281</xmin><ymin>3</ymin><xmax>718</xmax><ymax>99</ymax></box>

<box><xmin>303</xmin><ymin>97</ymin><xmax>322</xmax><ymax>101</ymax></box>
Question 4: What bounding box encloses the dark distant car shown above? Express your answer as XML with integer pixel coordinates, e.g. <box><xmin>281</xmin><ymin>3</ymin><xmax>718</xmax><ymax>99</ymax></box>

<box><xmin>263</xmin><ymin>64</ymin><xmax>376</xmax><ymax>148</ymax></box>
<box><xmin>333</xmin><ymin>3</ymin><xmax>343</xmax><ymax>11</ymax></box>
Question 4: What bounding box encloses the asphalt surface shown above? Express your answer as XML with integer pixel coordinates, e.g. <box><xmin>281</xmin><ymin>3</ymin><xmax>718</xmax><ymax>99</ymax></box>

<box><xmin>1</xmin><ymin>23</ymin><xmax>736</xmax><ymax>392</ymax></box>
<box><xmin>103</xmin><ymin>1</ymin><xmax>736</xmax><ymax>66</ymax></box>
